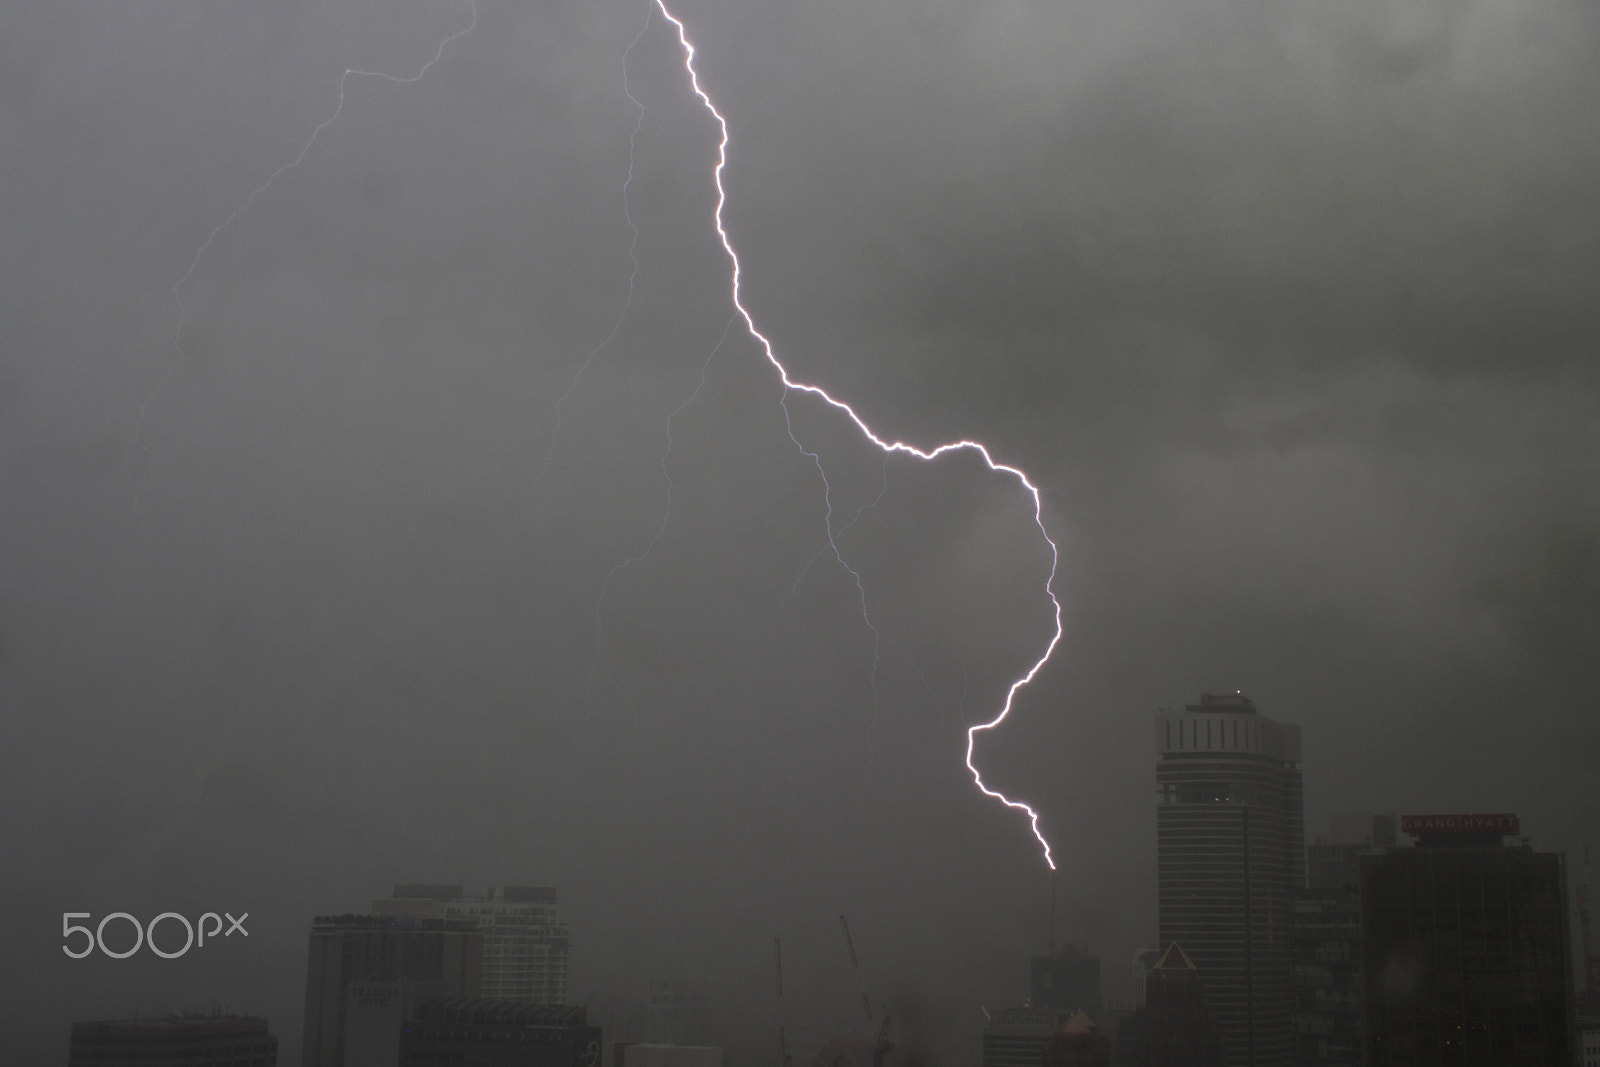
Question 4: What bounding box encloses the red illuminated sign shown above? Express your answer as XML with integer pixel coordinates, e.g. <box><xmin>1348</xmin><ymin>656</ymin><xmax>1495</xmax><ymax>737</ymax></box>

<box><xmin>1400</xmin><ymin>813</ymin><xmax>1519</xmax><ymax>836</ymax></box>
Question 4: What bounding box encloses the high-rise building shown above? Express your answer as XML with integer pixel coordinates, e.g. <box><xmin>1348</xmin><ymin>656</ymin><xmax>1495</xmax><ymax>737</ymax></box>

<box><xmin>1361</xmin><ymin>813</ymin><xmax>1576</xmax><ymax>1065</ymax></box>
<box><xmin>69</xmin><ymin>1014</ymin><xmax>279</xmax><ymax>1067</ymax></box>
<box><xmin>1290</xmin><ymin>814</ymin><xmax>1394</xmax><ymax>1067</ymax></box>
<box><xmin>1155</xmin><ymin>692</ymin><xmax>1303</xmax><ymax>1067</ymax></box>
<box><xmin>301</xmin><ymin>913</ymin><xmax>483</xmax><ymax>1067</ymax></box>
<box><xmin>375</xmin><ymin>885</ymin><xmax>570</xmax><ymax>1005</ymax></box>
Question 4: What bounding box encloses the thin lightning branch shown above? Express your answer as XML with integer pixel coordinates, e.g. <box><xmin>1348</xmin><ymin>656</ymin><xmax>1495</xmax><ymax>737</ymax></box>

<box><xmin>777</xmin><ymin>396</ymin><xmax>884</xmax><ymax>693</ymax></box>
<box><xmin>653</xmin><ymin>0</ymin><xmax>1063</xmax><ymax>869</ymax></box>
<box><xmin>778</xmin><ymin>451</ymin><xmax>893</xmax><ymax>757</ymax></box>
<box><xmin>784</xmin><ymin>452</ymin><xmax>888</xmax><ymax>604</ymax></box>
<box><xmin>892</xmin><ymin>631</ymin><xmax>940</xmax><ymax>702</ymax></box>
<box><xmin>536</xmin><ymin>13</ymin><xmax>654</xmax><ymax>487</ymax></box>
<box><xmin>778</xmin><ymin>402</ymin><xmax>892</xmax><ymax>758</ymax></box>
<box><xmin>588</xmin><ymin>315</ymin><xmax>737</xmax><ymax>700</ymax></box>
<box><xmin>136</xmin><ymin>0</ymin><xmax>480</xmax><ymax>445</ymax></box>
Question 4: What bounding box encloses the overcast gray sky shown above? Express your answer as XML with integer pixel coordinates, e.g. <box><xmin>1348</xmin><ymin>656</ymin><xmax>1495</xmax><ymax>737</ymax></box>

<box><xmin>4</xmin><ymin>0</ymin><xmax>1598</xmax><ymax>1062</ymax></box>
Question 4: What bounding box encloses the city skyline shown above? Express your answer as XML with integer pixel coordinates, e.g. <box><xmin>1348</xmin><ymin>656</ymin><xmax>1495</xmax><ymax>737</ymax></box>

<box><xmin>45</xmin><ymin>753</ymin><xmax>1597</xmax><ymax>1066</ymax></box>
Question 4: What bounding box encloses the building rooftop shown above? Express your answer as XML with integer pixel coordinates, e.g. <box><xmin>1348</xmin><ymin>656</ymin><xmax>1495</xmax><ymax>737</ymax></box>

<box><xmin>1153</xmin><ymin>943</ymin><xmax>1197</xmax><ymax>972</ymax></box>
<box><xmin>1185</xmin><ymin>692</ymin><xmax>1256</xmax><ymax>714</ymax></box>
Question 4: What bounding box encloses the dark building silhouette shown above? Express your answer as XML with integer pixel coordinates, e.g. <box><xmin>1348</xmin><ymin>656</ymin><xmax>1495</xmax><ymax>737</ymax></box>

<box><xmin>982</xmin><ymin>944</ymin><xmax>1103</xmax><ymax>1067</ymax></box>
<box><xmin>613</xmin><ymin>1044</ymin><xmax>725</xmax><ymax>1067</ymax></box>
<box><xmin>1156</xmin><ymin>693</ymin><xmax>1303</xmax><ymax>1067</ymax></box>
<box><xmin>1290</xmin><ymin>813</ymin><xmax>1394</xmax><ymax>1066</ymax></box>
<box><xmin>984</xmin><ymin>1009</ymin><xmax>1083</xmax><ymax>1067</ymax></box>
<box><xmin>401</xmin><ymin>998</ymin><xmax>600</xmax><ymax>1067</ymax></box>
<box><xmin>1033</xmin><ymin>944</ymin><xmax>1102</xmax><ymax>1014</ymax></box>
<box><xmin>1577</xmin><ymin>871</ymin><xmax>1600</xmax><ymax>1065</ymax></box>
<box><xmin>301</xmin><ymin>913</ymin><xmax>483</xmax><ymax>1067</ymax></box>
<box><xmin>1120</xmin><ymin>944</ymin><xmax>1227</xmax><ymax>1067</ymax></box>
<box><xmin>68</xmin><ymin>1014</ymin><xmax>279</xmax><ymax>1067</ymax></box>
<box><xmin>1361</xmin><ymin>813</ymin><xmax>1576</xmax><ymax>1065</ymax></box>
<box><xmin>1041</xmin><ymin>1011</ymin><xmax>1112</xmax><ymax>1067</ymax></box>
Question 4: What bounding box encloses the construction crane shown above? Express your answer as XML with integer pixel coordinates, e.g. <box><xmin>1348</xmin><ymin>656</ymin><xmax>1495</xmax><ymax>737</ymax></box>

<box><xmin>870</xmin><ymin>1009</ymin><xmax>894</xmax><ymax>1067</ymax></box>
<box><xmin>838</xmin><ymin>913</ymin><xmax>899</xmax><ymax>1067</ymax></box>
<box><xmin>839</xmin><ymin>914</ymin><xmax>875</xmax><ymax>1024</ymax></box>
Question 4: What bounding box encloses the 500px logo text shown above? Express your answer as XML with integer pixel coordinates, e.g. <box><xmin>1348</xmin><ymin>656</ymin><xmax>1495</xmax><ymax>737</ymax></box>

<box><xmin>62</xmin><ymin>912</ymin><xmax>249</xmax><ymax>959</ymax></box>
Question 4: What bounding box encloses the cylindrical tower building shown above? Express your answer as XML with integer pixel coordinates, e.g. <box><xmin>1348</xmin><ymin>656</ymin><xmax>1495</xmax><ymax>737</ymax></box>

<box><xmin>1155</xmin><ymin>692</ymin><xmax>1304</xmax><ymax>1067</ymax></box>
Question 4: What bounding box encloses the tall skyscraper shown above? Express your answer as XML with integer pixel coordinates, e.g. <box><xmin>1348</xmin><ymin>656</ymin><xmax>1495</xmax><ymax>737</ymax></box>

<box><xmin>374</xmin><ymin>884</ymin><xmax>571</xmax><ymax>1004</ymax></box>
<box><xmin>1156</xmin><ymin>692</ymin><xmax>1303</xmax><ymax>1067</ymax></box>
<box><xmin>1361</xmin><ymin>813</ymin><xmax>1576</xmax><ymax>1065</ymax></box>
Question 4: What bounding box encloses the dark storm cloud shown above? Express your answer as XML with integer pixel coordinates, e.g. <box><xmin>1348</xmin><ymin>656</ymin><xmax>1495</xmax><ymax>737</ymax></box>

<box><xmin>4</xmin><ymin>0</ymin><xmax>1598</xmax><ymax>1063</ymax></box>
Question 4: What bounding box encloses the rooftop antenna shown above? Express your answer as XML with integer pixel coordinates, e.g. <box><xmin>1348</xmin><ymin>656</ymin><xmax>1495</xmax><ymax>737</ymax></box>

<box><xmin>1047</xmin><ymin>867</ymin><xmax>1058</xmax><ymax>954</ymax></box>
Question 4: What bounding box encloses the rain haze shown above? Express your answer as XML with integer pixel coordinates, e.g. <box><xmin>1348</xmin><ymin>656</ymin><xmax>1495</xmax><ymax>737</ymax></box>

<box><xmin>3</xmin><ymin>0</ymin><xmax>1598</xmax><ymax>1062</ymax></box>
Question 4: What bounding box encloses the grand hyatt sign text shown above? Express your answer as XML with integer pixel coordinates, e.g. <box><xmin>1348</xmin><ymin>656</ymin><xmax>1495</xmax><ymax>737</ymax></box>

<box><xmin>1400</xmin><ymin>813</ymin><xmax>1519</xmax><ymax>836</ymax></box>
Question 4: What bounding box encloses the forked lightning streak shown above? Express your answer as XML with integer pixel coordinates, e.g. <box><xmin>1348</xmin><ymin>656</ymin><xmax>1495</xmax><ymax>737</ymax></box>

<box><xmin>649</xmin><ymin>0</ymin><xmax>1063</xmax><ymax>868</ymax></box>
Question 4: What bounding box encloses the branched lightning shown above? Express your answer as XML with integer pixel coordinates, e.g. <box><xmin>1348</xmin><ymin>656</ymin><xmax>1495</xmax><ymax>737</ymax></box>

<box><xmin>536</xmin><ymin>16</ymin><xmax>653</xmax><ymax>487</ymax></box>
<box><xmin>651</xmin><ymin>0</ymin><xmax>1063</xmax><ymax>868</ymax></box>
<box><xmin>588</xmin><ymin>315</ymin><xmax>737</xmax><ymax>699</ymax></box>
<box><xmin>133</xmin><ymin>0</ymin><xmax>1063</xmax><ymax>868</ymax></box>
<box><xmin>785</xmin><ymin>453</ymin><xmax>890</xmax><ymax>606</ymax></box>
<box><xmin>136</xmin><ymin>0</ymin><xmax>480</xmax><ymax>445</ymax></box>
<box><xmin>800</xmin><ymin>459</ymin><xmax>951</xmax><ymax>735</ymax></box>
<box><xmin>780</xmin><ymin>452</ymin><xmax>895</xmax><ymax>760</ymax></box>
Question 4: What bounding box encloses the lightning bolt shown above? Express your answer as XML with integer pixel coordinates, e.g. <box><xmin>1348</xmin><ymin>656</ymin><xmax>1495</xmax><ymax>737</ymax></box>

<box><xmin>137</xmin><ymin>0</ymin><xmax>480</xmax><ymax>448</ymax></box>
<box><xmin>650</xmin><ymin>0</ymin><xmax>1063</xmax><ymax>869</ymax></box>
<box><xmin>133</xmin><ymin>0</ymin><xmax>1062</xmax><ymax>868</ymax></box>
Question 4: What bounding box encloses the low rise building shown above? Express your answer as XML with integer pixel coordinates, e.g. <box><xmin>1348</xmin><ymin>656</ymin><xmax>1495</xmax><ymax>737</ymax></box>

<box><xmin>402</xmin><ymin>998</ymin><xmax>600</xmax><ymax>1067</ymax></box>
<box><xmin>69</xmin><ymin>1013</ymin><xmax>278</xmax><ymax>1067</ymax></box>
